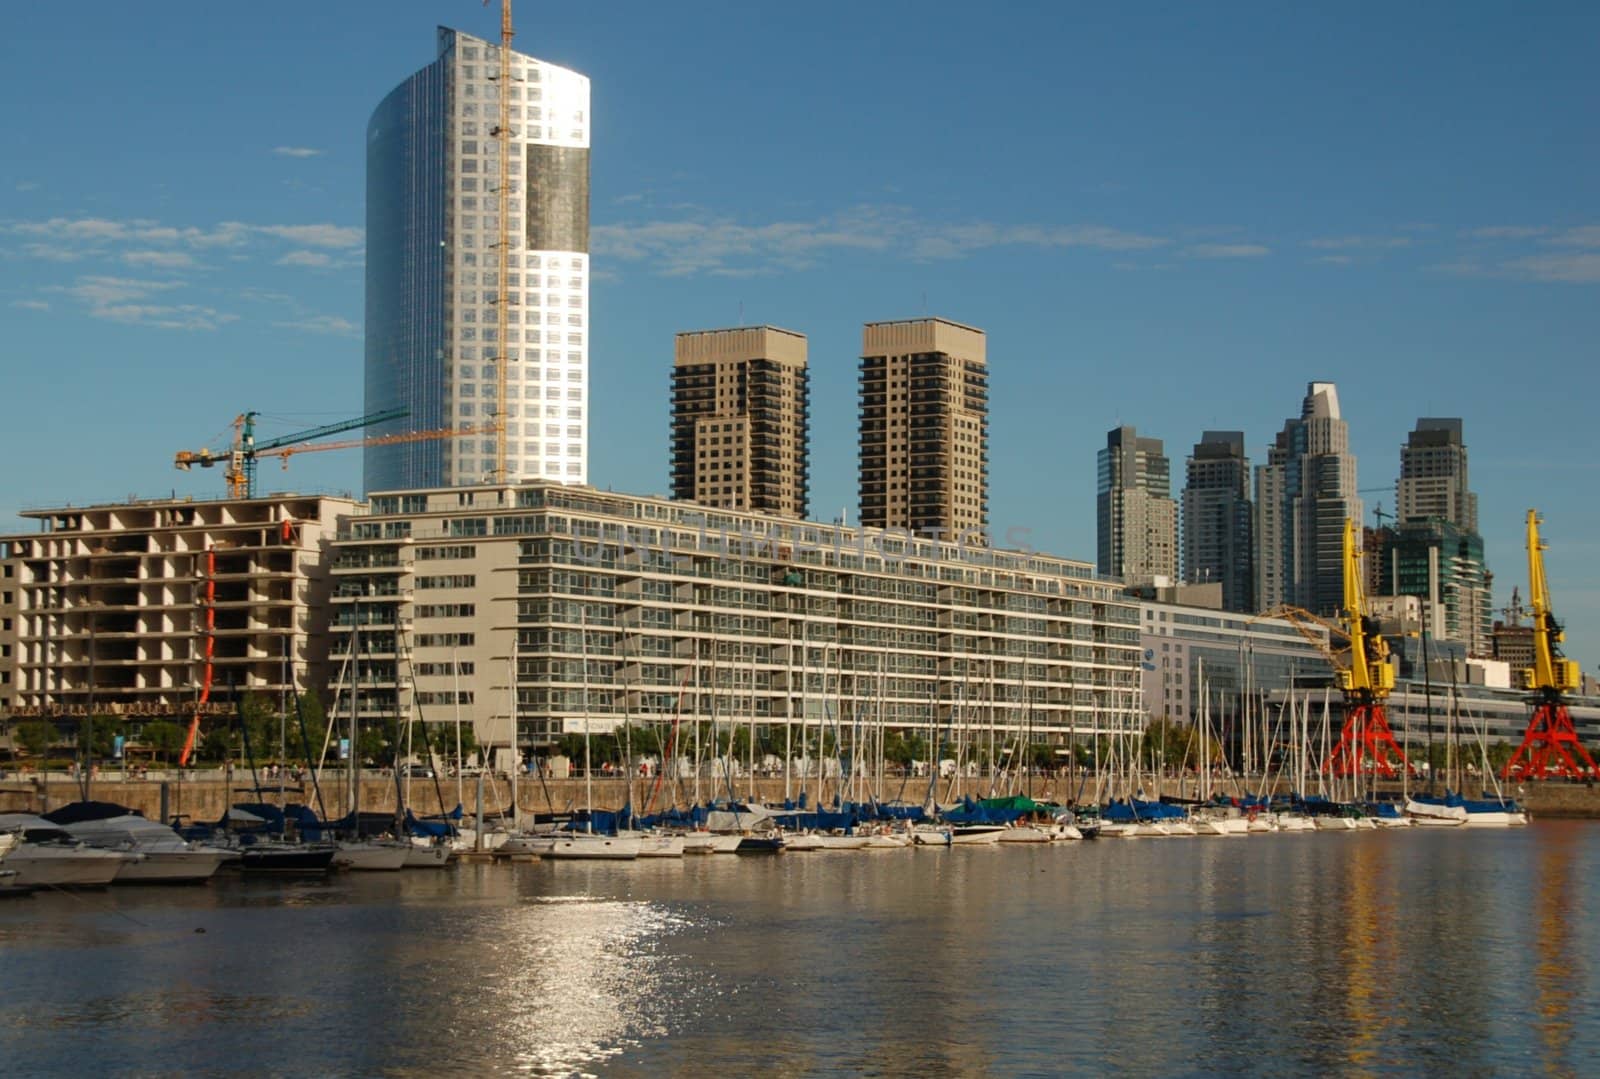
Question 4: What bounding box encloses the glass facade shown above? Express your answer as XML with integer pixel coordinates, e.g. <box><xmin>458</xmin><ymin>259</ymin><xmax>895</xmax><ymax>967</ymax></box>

<box><xmin>364</xmin><ymin>56</ymin><xmax>448</xmax><ymax>494</ymax></box>
<box><xmin>365</xmin><ymin>28</ymin><xmax>591</xmax><ymax>492</ymax></box>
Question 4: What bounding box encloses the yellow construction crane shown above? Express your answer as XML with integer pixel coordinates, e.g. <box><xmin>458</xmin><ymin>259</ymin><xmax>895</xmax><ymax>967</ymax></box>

<box><xmin>1504</xmin><ymin>510</ymin><xmax>1597</xmax><ymax>779</ymax></box>
<box><xmin>175</xmin><ymin>408</ymin><xmax>407</xmax><ymax>499</ymax></box>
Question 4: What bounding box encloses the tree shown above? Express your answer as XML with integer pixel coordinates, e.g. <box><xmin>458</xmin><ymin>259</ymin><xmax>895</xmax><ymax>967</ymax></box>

<box><xmin>427</xmin><ymin>722</ymin><xmax>478</xmax><ymax>762</ymax></box>
<box><xmin>15</xmin><ymin>719</ymin><xmax>59</xmax><ymax>760</ymax></box>
<box><xmin>141</xmin><ymin>720</ymin><xmax>184</xmax><ymax>765</ymax></box>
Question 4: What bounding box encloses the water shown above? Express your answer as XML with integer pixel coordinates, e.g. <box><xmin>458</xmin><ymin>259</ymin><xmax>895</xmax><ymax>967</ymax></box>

<box><xmin>3</xmin><ymin>824</ymin><xmax>1598</xmax><ymax>1077</ymax></box>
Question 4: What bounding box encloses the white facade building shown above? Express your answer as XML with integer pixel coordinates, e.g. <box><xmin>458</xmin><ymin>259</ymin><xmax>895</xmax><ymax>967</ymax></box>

<box><xmin>366</xmin><ymin>28</ymin><xmax>591</xmax><ymax>492</ymax></box>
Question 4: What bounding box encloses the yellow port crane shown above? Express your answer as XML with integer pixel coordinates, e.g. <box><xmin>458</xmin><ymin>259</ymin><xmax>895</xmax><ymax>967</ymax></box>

<box><xmin>1503</xmin><ymin>510</ymin><xmax>1598</xmax><ymax>779</ymax></box>
<box><xmin>1260</xmin><ymin>519</ymin><xmax>1410</xmax><ymax>777</ymax></box>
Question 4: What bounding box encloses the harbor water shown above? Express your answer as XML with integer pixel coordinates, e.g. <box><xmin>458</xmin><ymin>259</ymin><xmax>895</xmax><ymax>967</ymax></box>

<box><xmin>3</xmin><ymin>823</ymin><xmax>1598</xmax><ymax>1076</ymax></box>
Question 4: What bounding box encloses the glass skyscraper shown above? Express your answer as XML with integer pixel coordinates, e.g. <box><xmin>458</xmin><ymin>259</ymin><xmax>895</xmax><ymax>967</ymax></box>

<box><xmin>365</xmin><ymin>27</ymin><xmax>591</xmax><ymax>492</ymax></box>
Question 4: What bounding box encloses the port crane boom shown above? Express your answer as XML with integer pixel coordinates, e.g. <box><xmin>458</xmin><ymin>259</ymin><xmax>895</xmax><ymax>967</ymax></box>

<box><xmin>1323</xmin><ymin>519</ymin><xmax>1410</xmax><ymax>777</ymax></box>
<box><xmin>175</xmin><ymin>408</ymin><xmax>408</xmax><ymax>498</ymax></box>
<box><xmin>1503</xmin><ymin>510</ymin><xmax>1598</xmax><ymax>780</ymax></box>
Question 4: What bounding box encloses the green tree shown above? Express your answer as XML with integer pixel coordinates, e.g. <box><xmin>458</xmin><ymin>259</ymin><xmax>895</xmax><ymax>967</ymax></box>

<box><xmin>426</xmin><ymin>722</ymin><xmax>479</xmax><ymax>762</ymax></box>
<box><xmin>1139</xmin><ymin>719</ymin><xmax>1195</xmax><ymax>771</ymax></box>
<box><xmin>15</xmin><ymin>719</ymin><xmax>60</xmax><ymax>760</ymax></box>
<box><xmin>141</xmin><ymin>720</ymin><xmax>184</xmax><ymax>765</ymax></box>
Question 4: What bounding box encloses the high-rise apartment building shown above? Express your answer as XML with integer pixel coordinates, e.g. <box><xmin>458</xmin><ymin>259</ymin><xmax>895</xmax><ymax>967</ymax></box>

<box><xmin>365</xmin><ymin>27</ymin><xmax>591</xmax><ymax>492</ymax></box>
<box><xmin>1181</xmin><ymin>430</ymin><xmax>1254</xmax><ymax>613</ymax></box>
<box><xmin>1396</xmin><ymin>418</ymin><xmax>1477</xmax><ymax>531</ymax></box>
<box><xmin>859</xmin><ymin>319</ymin><xmax>988</xmax><ymax>538</ymax></box>
<box><xmin>1255</xmin><ymin>382</ymin><xmax>1363</xmax><ymax>617</ymax></box>
<box><xmin>1097</xmin><ymin>426</ymin><xmax>1177</xmax><ymax>585</ymax></box>
<box><xmin>670</xmin><ymin>326</ymin><xmax>810</xmax><ymax>518</ymax></box>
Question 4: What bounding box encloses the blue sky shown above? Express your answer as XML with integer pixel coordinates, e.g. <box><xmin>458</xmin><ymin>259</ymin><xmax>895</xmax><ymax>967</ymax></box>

<box><xmin>2</xmin><ymin>2</ymin><xmax>1598</xmax><ymax>672</ymax></box>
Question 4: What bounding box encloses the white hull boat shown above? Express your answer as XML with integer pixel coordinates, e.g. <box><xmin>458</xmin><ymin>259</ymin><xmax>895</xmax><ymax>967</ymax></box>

<box><xmin>335</xmin><ymin>841</ymin><xmax>412</xmax><ymax>871</ymax></box>
<box><xmin>1313</xmin><ymin>816</ymin><xmax>1359</xmax><ymax>831</ymax></box>
<box><xmin>997</xmin><ymin>825</ymin><xmax>1051</xmax><ymax>844</ymax></box>
<box><xmin>910</xmin><ymin>826</ymin><xmax>952</xmax><ymax>847</ymax></box>
<box><xmin>948</xmin><ymin>826</ymin><xmax>1005</xmax><ymax>845</ymax></box>
<box><xmin>113</xmin><ymin>848</ymin><xmax>228</xmax><ymax>883</ymax></box>
<box><xmin>782</xmin><ymin>832</ymin><xmax>825</xmax><ymax>852</ymax></box>
<box><xmin>682</xmin><ymin>833</ymin><xmax>743</xmax><ymax>855</ymax></box>
<box><xmin>631</xmin><ymin>832</ymin><xmax>686</xmax><ymax>858</ymax></box>
<box><xmin>816</xmin><ymin>833</ymin><xmax>869</xmax><ymax>850</ymax></box>
<box><xmin>1045</xmin><ymin>823</ymin><xmax>1083</xmax><ymax>841</ymax></box>
<box><xmin>4</xmin><ymin>844</ymin><xmax>132</xmax><ymax>887</ymax></box>
<box><xmin>542</xmin><ymin>834</ymin><xmax>643</xmax><ymax>861</ymax></box>
<box><xmin>404</xmin><ymin>841</ymin><xmax>454</xmax><ymax>868</ymax></box>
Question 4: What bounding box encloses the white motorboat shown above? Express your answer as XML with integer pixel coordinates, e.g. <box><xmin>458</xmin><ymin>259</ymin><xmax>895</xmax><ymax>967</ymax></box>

<box><xmin>1276</xmin><ymin>814</ymin><xmax>1316</xmax><ymax>833</ymax></box>
<box><xmin>0</xmin><ymin>815</ymin><xmax>133</xmax><ymax>887</ymax></box>
<box><xmin>861</xmin><ymin>831</ymin><xmax>911</xmax><ymax>849</ymax></box>
<box><xmin>782</xmin><ymin>832</ymin><xmax>825</xmax><ymax>852</ymax></box>
<box><xmin>1097</xmin><ymin>822</ymin><xmax>1142</xmax><ymax>838</ymax></box>
<box><xmin>1045</xmin><ymin>822</ymin><xmax>1084</xmax><ymax>841</ymax></box>
<box><xmin>910</xmin><ymin>826</ymin><xmax>952</xmax><ymax>847</ymax></box>
<box><xmin>44</xmin><ymin>806</ymin><xmax>229</xmax><ymax>883</ymax></box>
<box><xmin>997</xmin><ymin>824</ymin><xmax>1051</xmax><ymax>844</ymax></box>
<box><xmin>1313</xmin><ymin>816</ymin><xmax>1359</xmax><ymax>831</ymax></box>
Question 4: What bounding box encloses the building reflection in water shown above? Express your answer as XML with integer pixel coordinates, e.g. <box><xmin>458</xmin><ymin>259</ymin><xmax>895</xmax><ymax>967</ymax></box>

<box><xmin>1535</xmin><ymin>825</ymin><xmax>1578</xmax><ymax>1078</ymax></box>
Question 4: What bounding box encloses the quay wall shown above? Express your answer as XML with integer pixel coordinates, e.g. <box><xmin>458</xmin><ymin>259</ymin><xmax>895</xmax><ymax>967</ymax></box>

<box><xmin>4</xmin><ymin>773</ymin><xmax>1599</xmax><ymax>821</ymax></box>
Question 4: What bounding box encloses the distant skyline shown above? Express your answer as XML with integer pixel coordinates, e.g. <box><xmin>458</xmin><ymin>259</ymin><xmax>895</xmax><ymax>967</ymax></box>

<box><xmin>1</xmin><ymin>2</ymin><xmax>1597</xmax><ymax>673</ymax></box>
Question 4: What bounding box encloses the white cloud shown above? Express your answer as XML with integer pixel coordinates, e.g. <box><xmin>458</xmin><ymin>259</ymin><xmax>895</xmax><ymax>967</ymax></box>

<box><xmin>10</xmin><ymin>299</ymin><xmax>49</xmax><ymax>311</ymax></box>
<box><xmin>95</xmin><ymin>303</ymin><xmax>237</xmax><ymax>331</ymax></box>
<box><xmin>1504</xmin><ymin>252</ymin><xmax>1600</xmax><ymax>283</ymax></box>
<box><xmin>1313</xmin><ymin>255</ymin><xmax>1354</xmax><ymax>266</ymax></box>
<box><xmin>594</xmin><ymin>206</ymin><xmax>1167</xmax><ymax>276</ymax></box>
<box><xmin>1305</xmin><ymin>235</ymin><xmax>1412</xmax><ymax>250</ymax></box>
<box><xmin>273</xmin><ymin>146</ymin><xmax>324</xmax><ymax>158</ymax></box>
<box><xmin>1184</xmin><ymin>243</ymin><xmax>1270</xmax><ymax>259</ymax></box>
<box><xmin>1549</xmin><ymin>226</ymin><xmax>1600</xmax><ymax>248</ymax></box>
<box><xmin>54</xmin><ymin>275</ymin><xmax>183</xmax><ymax>306</ymax></box>
<box><xmin>274</xmin><ymin>314</ymin><xmax>359</xmax><ymax>336</ymax></box>
<box><xmin>1463</xmin><ymin>226</ymin><xmax>1548</xmax><ymax>240</ymax></box>
<box><xmin>123</xmin><ymin>249</ymin><xmax>198</xmax><ymax>269</ymax></box>
<box><xmin>277</xmin><ymin>250</ymin><xmax>334</xmax><ymax>268</ymax></box>
<box><xmin>249</xmin><ymin>223</ymin><xmax>363</xmax><ymax>248</ymax></box>
<box><xmin>15</xmin><ymin>180</ymin><xmax>39</xmax><ymax>192</ymax></box>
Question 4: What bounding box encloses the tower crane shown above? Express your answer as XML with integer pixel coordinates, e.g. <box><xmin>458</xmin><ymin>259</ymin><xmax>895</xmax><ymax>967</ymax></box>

<box><xmin>175</xmin><ymin>408</ymin><xmax>408</xmax><ymax>499</ymax></box>
<box><xmin>1260</xmin><ymin>519</ymin><xmax>1412</xmax><ymax>777</ymax></box>
<box><xmin>1502</xmin><ymin>511</ymin><xmax>1598</xmax><ymax>780</ymax></box>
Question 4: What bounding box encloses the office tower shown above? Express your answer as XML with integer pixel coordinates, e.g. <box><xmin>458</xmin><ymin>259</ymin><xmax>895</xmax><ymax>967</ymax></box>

<box><xmin>365</xmin><ymin>27</ymin><xmax>591</xmax><ymax>492</ymax></box>
<box><xmin>1097</xmin><ymin>426</ymin><xmax>1178</xmax><ymax>584</ymax></box>
<box><xmin>1181</xmin><ymin>430</ymin><xmax>1254</xmax><ymax>613</ymax></box>
<box><xmin>1396</xmin><ymin>418</ymin><xmax>1477</xmax><ymax>530</ymax></box>
<box><xmin>1376</xmin><ymin>417</ymin><xmax>1490</xmax><ymax>653</ymax></box>
<box><xmin>1255</xmin><ymin>382</ymin><xmax>1363</xmax><ymax>617</ymax></box>
<box><xmin>858</xmin><ymin>318</ymin><xmax>988</xmax><ymax>538</ymax></box>
<box><xmin>670</xmin><ymin>326</ymin><xmax>810</xmax><ymax>518</ymax></box>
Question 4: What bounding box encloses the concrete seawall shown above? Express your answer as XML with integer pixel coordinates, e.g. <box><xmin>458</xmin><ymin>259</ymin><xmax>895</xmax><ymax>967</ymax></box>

<box><xmin>3</xmin><ymin>772</ymin><xmax>1598</xmax><ymax>821</ymax></box>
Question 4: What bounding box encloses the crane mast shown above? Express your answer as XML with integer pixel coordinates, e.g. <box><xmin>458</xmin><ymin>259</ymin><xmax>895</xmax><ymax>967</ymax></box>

<box><xmin>492</xmin><ymin>0</ymin><xmax>513</xmax><ymax>484</ymax></box>
<box><xmin>1503</xmin><ymin>510</ymin><xmax>1596</xmax><ymax>780</ymax></box>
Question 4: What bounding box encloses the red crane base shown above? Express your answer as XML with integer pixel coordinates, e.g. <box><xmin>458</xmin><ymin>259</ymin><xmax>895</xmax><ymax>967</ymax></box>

<box><xmin>1502</xmin><ymin>702</ymin><xmax>1599</xmax><ymax>781</ymax></box>
<box><xmin>1322</xmin><ymin>702</ymin><xmax>1412</xmax><ymax>778</ymax></box>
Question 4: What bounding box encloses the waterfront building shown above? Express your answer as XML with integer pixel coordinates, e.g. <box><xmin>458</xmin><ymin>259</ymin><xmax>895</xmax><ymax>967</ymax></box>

<box><xmin>1180</xmin><ymin>430</ymin><xmax>1253</xmax><ymax>613</ymax></box>
<box><xmin>858</xmin><ymin>318</ymin><xmax>988</xmax><ymax>540</ymax></box>
<box><xmin>0</xmin><ymin>495</ymin><xmax>355</xmax><ymax>721</ymax></box>
<box><xmin>331</xmin><ymin>482</ymin><xmax>1140</xmax><ymax>757</ymax></box>
<box><xmin>1097</xmin><ymin>426</ymin><xmax>1178</xmax><ymax>586</ymax></box>
<box><xmin>1255</xmin><ymin>382</ymin><xmax>1363</xmax><ymax>617</ymax></box>
<box><xmin>670</xmin><ymin>326</ymin><xmax>810</xmax><ymax>519</ymax></box>
<box><xmin>365</xmin><ymin>27</ymin><xmax>591</xmax><ymax>492</ymax></box>
<box><xmin>1396</xmin><ymin>418</ymin><xmax>1478</xmax><ymax>532</ymax></box>
<box><xmin>1139</xmin><ymin>601</ymin><xmax>1330</xmax><ymax>728</ymax></box>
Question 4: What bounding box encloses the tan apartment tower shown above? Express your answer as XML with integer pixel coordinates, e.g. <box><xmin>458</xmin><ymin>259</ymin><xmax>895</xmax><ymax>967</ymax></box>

<box><xmin>859</xmin><ymin>318</ymin><xmax>989</xmax><ymax>538</ymax></box>
<box><xmin>671</xmin><ymin>326</ymin><xmax>810</xmax><ymax>518</ymax></box>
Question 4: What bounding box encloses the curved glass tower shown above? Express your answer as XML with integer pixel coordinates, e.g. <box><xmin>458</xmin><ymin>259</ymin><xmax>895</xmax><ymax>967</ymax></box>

<box><xmin>366</xmin><ymin>27</ymin><xmax>591</xmax><ymax>492</ymax></box>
